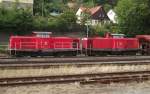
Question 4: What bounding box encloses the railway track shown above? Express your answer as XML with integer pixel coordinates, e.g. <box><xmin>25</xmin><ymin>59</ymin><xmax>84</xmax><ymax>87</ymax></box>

<box><xmin>0</xmin><ymin>56</ymin><xmax>150</xmax><ymax>64</ymax></box>
<box><xmin>0</xmin><ymin>71</ymin><xmax>150</xmax><ymax>86</ymax></box>
<box><xmin>0</xmin><ymin>56</ymin><xmax>150</xmax><ymax>67</ymax></box>
<box><xmin>0</xmin><ymin>60</ymin><xmax>150</xmax><ymax>67</ymax></box>
<box><xmin>0</xmin><ymin>56</ymin><xmax>150</xmax><ymax>84</ymax></box>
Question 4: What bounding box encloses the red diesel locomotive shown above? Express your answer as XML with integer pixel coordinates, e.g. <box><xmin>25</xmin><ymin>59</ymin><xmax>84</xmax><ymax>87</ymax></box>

<box><xmin>9</xmin><ymin>32</ymin><xmax>80</xmax><ymax>57</ymax></box>
<box><xmin>9</xmin><ymin>32</ymin><xmax>150</xmax><ymax>57</ymax></box>
<box><xmin>82</xmin><ymin>33</ymin><xmax>139</xmax><ymax>56</ymax></box>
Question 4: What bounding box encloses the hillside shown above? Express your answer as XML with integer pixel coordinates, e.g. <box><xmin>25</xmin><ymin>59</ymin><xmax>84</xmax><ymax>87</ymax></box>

<box><xmin>33</xmin><ymin>0</ymin><xmax>118</xmax><ymax>15</ymax></box>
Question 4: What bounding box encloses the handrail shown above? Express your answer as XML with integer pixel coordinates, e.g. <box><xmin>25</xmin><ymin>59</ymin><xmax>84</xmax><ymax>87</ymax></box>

<box><xmin>12</xmin><ymin>41</ymin><xmax>79</xmax><ymax>50</ymax></box>
<box><xmin>54</xmin><ymin>42</ymin><xmax>79</xmax><ymax>49</ymax></box>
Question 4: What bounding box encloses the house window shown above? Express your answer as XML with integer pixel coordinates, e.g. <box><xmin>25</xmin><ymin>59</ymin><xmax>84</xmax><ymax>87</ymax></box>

<box><xmin>102</xmin><ymin>14</ymin><xmax>105</xmax><ymax>17</ymax></box>
<box><xmin>99</xmin><ymin>13</ymin><xmax>101</xmax><ymax>17</ymax></box>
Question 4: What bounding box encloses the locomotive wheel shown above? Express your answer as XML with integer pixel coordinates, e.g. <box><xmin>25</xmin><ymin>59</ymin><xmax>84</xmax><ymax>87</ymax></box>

<box><xmin>10</xmin><ymin>50</ymin><xmax>16</xmax><ymax>56</ymax></box>
<box><xmin>15</xmin><ymin>52</ymin><xmax>23</xmax><ymax>57</ymax></box>
<box><xmin>127</xmin><ymin>52</ymin><xmax>136</xmax><ymax>55</ymax></box>
<box><xmin>72</xmin><ymin>52</ymin><xmax>77</xmax><ymax>56</ymax></box>
<box><xmin>30</xmin><ymin>54</ymin><xmax>37</xmax><ymax>57</ymax></box>
<box><xmin>53</xmin><ymin>52</ymin><xmax>62</xmax><ymax>57</ymax></box>
<box><xmin>87</xmin><ymin>51</ymin><xmax>95</xmax><ymax>56</ymax></box>
<box><xmin>53</xmin><ymin>51</ymin><xmax>77</xmax><ymax>57</ymax></box>
<box><xmin>97</xmin><ymin>52</ymin><xmax>107</xmax><ymax>56</ymax></box>
<box><xmin>64</xmin><ymin>52</ymin><xmax>77</xmax><ymax>56</ymax></box>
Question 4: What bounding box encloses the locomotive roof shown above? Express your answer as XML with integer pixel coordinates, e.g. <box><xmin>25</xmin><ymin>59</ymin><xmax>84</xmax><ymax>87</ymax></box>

<box><xmin>111</xmin><ymin>34</ymin><xmax>125</xmax><ymax>36</ymax></box>
<box><xmin>33</xmin><ymin>32</ymin><xmax>52</xmax><ymax>34</ymax></box>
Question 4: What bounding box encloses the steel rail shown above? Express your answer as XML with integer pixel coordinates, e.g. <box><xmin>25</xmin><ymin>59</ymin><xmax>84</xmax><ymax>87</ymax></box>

<box><xmin>0</xmin><ymin>60</ymin><xmax>150</xmax><ymax>67</ymax></box>
<box><xmin>0</xmin><ymin>55</ymin><xmax>150</xmax><ymax>59</ymax></box>
<box><xmin>0</xmin><ymin>56</ymin><xmax>150</xmax><ymax>64</ymax></box>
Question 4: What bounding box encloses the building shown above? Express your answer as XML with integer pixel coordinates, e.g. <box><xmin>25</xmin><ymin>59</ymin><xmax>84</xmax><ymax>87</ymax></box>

<box><xmin>0</xmin><ymin>0</ymin><xmax>33</xmax><ymax>10</ymax></box>
<box><xmin>107</xmin><ymin>9</ymin><xmax>117</xmax><ymax>23</ymax></box>
<box><xmin>76</xmin><ymin>6</ymin><xmax>110</xmax><ymax>25</ymax></box>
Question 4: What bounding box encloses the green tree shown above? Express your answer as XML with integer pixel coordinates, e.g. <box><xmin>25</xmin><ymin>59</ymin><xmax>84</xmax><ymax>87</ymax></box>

<box><xmin>33</xmin><ymin>0</ymin><xmax>68</xmax><ymax>16</ymax></box>
<box><xmin>56</xmin><ymin>10</ymin><xmax>77</xmax><ymax>32</ymax></box>
<box><xmin>33</xmin><ymin>16</ymin><xmax>48</xmax><ymax>30</ymax></box>
<box><xmin>115</xmin><ymin>0</ymin><xmax>150</xmax><ymax>36</ymax></box>
<box><xmin>103</xmin><ymin>3</ymin><xmax>112</xmax><ymax>12</ymax></box>
<box><xmin>0</xmin><ymin>8</ymin><xmax>33</xmax><ymax>34</ymax></box>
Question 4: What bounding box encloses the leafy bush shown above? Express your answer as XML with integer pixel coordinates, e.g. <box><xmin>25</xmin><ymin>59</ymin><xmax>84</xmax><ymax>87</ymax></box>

<box><xmin>0</xmin><ymin>8</ymin><xmax>33</xmax><ymax>35</ymax></box>
<box><xmin>0</xmin><ymin>45</ymin><xmax>8</xmax><ymax>54</ymax></box>
<box><xmin>91</xmin><ymin>23</ymin><xmax>114</xmax><ymax>37</ymax></box>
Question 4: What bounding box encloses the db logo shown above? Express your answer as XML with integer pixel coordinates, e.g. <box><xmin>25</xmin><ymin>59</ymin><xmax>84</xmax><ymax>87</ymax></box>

<box><xmin>44</xmin><ymin>42</ymin><xmax>48</xmax><ymax>45</ymax></box>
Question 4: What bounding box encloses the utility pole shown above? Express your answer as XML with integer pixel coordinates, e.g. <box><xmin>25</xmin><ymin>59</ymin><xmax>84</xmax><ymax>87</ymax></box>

<box><xmin>92</xmin><ymin>0</ymin><xmax>95</xmax><ymax>7</ymax></box>
<box><xmin>86</xmin><ymin>24</ymin><xmax>89</xmax><ymax>38</ymax></box>
<box><xmin>42</xmin><ymin>0</ymin><xmax>44</xmax><ymax>16</ymax></box>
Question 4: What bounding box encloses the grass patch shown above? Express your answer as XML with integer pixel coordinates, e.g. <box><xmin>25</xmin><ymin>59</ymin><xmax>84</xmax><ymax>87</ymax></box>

<box><xmin>0</xmin><ymin>45</ymin><xmax>8</xmax><ymax>54</ymax></box>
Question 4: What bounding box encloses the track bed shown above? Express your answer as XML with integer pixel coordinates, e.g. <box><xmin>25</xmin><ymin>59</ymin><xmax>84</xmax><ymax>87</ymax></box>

<box><xmin>1</xmin><ymin>71</ymin><xmax>150</xmax><ymax>86</ymax></box>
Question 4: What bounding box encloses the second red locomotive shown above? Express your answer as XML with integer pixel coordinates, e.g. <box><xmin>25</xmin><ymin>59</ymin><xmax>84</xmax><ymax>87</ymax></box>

<box><xmin>82</xmin><ymin>33</ymin><xmax>139</xmax><ymax>56</ymax></box>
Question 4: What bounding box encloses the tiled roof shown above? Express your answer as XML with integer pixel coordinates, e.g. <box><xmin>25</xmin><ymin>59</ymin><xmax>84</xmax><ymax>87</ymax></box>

<box><xmin>79</xmin><ymin>6</ymin><xmax>102</xmax><ymax>15</ymax></box>
<box><xmin>89</xmin><ymin>6</ymin><xmax>102</xmax><ymax>15</ymax></box>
